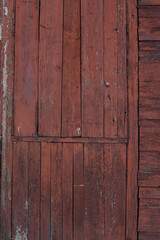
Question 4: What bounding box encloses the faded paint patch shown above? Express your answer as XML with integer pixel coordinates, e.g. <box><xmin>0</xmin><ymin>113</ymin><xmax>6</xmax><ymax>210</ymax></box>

<box><xmin>15</xmin><ymin>225</ymin><xmax>28</xmax><ymax>240</ymax></box>
<box><xmin>0</xmin><ymin>24</ymin><xmax>2</xmax><ymax>40</ymax></box>
<box><xmin>77</xmin><ymin>127</ymin><xmax>81</xmax><ymax>136</ymax></box>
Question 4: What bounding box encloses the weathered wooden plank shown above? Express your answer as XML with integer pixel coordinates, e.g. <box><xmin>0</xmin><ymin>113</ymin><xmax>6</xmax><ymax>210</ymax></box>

<box><xmin>139</xmin><ymin>232</ymin><xmax>160</xmax><ymax>240</ymax></box>
<box><xmin>28</xmin><ymin>142</ymin><xmax>40</xmax><ymax>240</ymax></box>
<box><xmin>12</xmin><ymin>142</ymin><xmax>28</xmax><ymax>239</ymax></box>
<box><xmin>84</xmin><ymin>144</ymin><xmax>104</xmax><ymax>240</ymax></box>
<box><xmin>62</xmin><ymin>0</ymin><xmax>81</xmax><ymax>137</ymax></box>
<box><xmin>14</xmin><ymin>0</ymin><xmax>39</xmax><ymax>136</ymax></box>
<box><xmin>139</xmin><ymin>0</ymin><xmax>160</xmax><ymax>5</ymax></box>
<box><xmin>104</xmin><ymin>144</ymin><xmax>126</xmax><ymax>240</ymax></box>
<box><xmin>139</xmin><ymin>187</ymin><xmax>160</xmax><ymax>199</ymax></box>
<box><xmin>139</xmin><ymin>6</ymin><xmax>160</xmax><ymax>18</ymax></box>
<box><xmin>139</xmin><ymin>0</ymin><xmax>160</xmax><ymax>4</ymax></box>
<box><xmin>139</xmin><ymin>50</ymin><xmax>160</xmax><ymax>62</ymax></box>
<box><xmin>139</xmin><ymin>18</ymin><xmax>160</xmax><ymax>28</ymax></box>
<box><xmin>139</xmin><ymin>42</ymin><xmax>160</xmax><ymax>51</ymax></box>
<box><xmin>41</xmin><ymin>142</ymin><xmax>51</xmax><ymax>240</ymax></box>
<box><xmin>126</xmin><ymin>0</ymin><xmax>139</xmax><ymax>239</ymax></box>
<box><xmin>140</xmin><ymin>119</ymin><xmax>160</xmax><ymax>127</ymax></box>
<box><xmin>139</xmin><ymin>199</ymin><xmax>160</xmax><ymax>232</ymax></box>
<box><xmin>39</xmin><ymin>0</ymin><xmax>63</xmax><ymax>136</ymax></box>
<box><xmin>139</xmin><ymin>81</ymin><xmax>160</xmax><ymax>98</ymax></box>
<box><xmin>139</xmin><ymin>171</ymin><xmax>160</xmax><ymax>187</ymax></box>
<box><xmin>139</xmin><ymin>98</ymin><xmax>160</xmax><ymax>120</ymax></box>
<box><xmin>140</xmin><ymin>151</ymin><xmax>160</xmax><ymax>172</ymax></box>
<box><xmin>140</xmin><ymin>127</ymin><xmax>160</xmax><ymax>151</ymax></box>
<box><xmin>51</xmin><ymin>144</ymin><xmax>63</xmax><ymax>240</ymax></box>
<box><xmin>81</xmin><ymin>0</ymin><xmax>104</xmax><ymax>137</ymax></box>
<box><xmin>139</xmin><ymin>27</ymin><xmax>160</xmax><ymax>40</ymax></box>
<box><xmin>104</xmin><ymin>0</ymin><xmax>118</xmax><ymax>137</ymax></box>
<box><xmin>74</xmin><ymin>144</ymin><xmax>83</xmax><ymax>240</ymax></box>
<box><xmin>139</xmin><ymin>63</ymin><xmax>160</xmax><ymax>82</ymax></box>
<box><xmin>62</xmin><ymin>144</ymin><xmax>73</xmax><ymax>240</ymax></box>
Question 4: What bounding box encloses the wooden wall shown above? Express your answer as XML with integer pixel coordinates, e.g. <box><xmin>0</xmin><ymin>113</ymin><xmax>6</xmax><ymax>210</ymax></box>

<box><xmin>0</xmin><ymin>0</ymin><xmax>138</xmax><ymax>239</ymax></box>
<box><xmin>138</xmin><ymin>0</ymin><xmax>160</xmax><ymax>239</ymax></box>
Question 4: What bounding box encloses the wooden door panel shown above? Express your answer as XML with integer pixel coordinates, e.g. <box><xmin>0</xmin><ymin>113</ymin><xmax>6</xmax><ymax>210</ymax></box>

<box><xmin>14</xmin><ymin>0</ymin><xmax>39</xmax><ymax>136</ymax></box>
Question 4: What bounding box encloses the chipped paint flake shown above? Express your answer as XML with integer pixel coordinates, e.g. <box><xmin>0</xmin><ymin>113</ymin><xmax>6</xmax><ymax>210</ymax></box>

<box><xmin>15</xmin><ymin>225</ymin><xmax>28</xmax><ymax>240</ymax></box>
<box><xmin>77</xmin><ymin>127</ymin><xmax>81</xmax><ymax>135</ymax></box>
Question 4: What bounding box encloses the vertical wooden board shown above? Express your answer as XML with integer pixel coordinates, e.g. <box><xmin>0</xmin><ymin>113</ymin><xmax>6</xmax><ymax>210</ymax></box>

<box><xmin>50</xmin><ymin>143</ymin><xmax>63</xmax><ymax>240</ymax></box>
<box><xmin>28</xmin><ymin>142</ymin><xmax>40</xmax><ymax>240</ymax></box>
<box><xmin>104</xmin><ymin>144</ymin><xmax>126</xmax><ymax>240</ymax></box>
<box><xmin>74</xmin><ymin>144</ymin><xmax>84</xmax><ymax>240</ymax></box>
<box><xmin>126</xmin><ymin>0</ymin><xmax>138</xmax><ymax>239</ymax></box>
<box><xmin>14</xmin><ymin>0</ymin><xmax>39</xmax><ymax>136</ymax></box>
<box><xmin>62</xmin><ymin>0</ymin><xmax>81</xmax><ymax>137</ymax></box>
<box><xmin>81</xmin><ymin>0</ymin><xmax>104</xmax><ymax>137</ymax></box>
<box><xmin>104</xmin><ymin>0</ymin><xmax>118</xmax><ymax>137</ymax></box>
<box><xmin>117</xmin><ymin>0</ymin><xmax>127</xmax><ymax>138</ymax></box>
<box><xmin>12</xmin><ymin>142</ymin><xmax>28</xmax><ymax>239</ymax></box>
<box><xmin>41</xmin><ymin>142</ymin><xmax>51</xmax><ymax>240</ymax></box>
<box><xmin>62</xmin><ymin>144</ymin><xmax>73</xmax><ymax>240</ymax></box>
<box><xmin>84</xmin><ymin>144</ymin><xmax>104</xmax><ymax>240</ymax></box>
<box><xmin>39</xmin><ymin>0</ymin><xmax>63</xmax><ymax>136</ymax></box>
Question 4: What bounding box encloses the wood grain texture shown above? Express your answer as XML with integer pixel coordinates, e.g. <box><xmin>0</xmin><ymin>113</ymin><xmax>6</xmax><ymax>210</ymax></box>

<box><xmin>12</xmin><ymin>142</ymin><xmax>28</xmax><ymax>239</ymax></box>
<box><xmin>139</xmin><ymin>171</ymin><xmax>160</xmax><ymax>187</ymax></box>
<box><xmin>62</xmin><ymin>0</ymin><xmax>81</xmax><ymax>137</ymax></box>
<box><xmin>139</xmin><ymin>187</ymin><xmax>160</xmax><ymax>199</ymax></box>
<box><xmin>74</xmin><ymin>144</ymin><xmax>84</xmax><ymax>240</ymax></box>
<box><xmin>139</xmin><ymin>62</ymin><xmax>160</xmax><ymax>82</ymax></box>
<box><xmin>41</xmin><ymin>142</ymin><xmax>51</xmax><ymax>240</ymax></box>
<box><xmin>28</xmin><ymin>142</ymin><xmax>40</xmax><ymax>240</ymax></box>
<box><xmin>39</xmin><ymin>0</ymin><xmax>63</xmax><ymax>136</ymax></box>
<box><xmin>139</xmin><ymin>0</ymin><xmax>160</xmax><ymax>4</ymax></box>
<box><xmin>139</xmin><ymin>232</ymin><xmax>160</xmax><ymax>240</ymax></box>
<box><xmin>140</xmin><ymin>127</ymin><xmax>160</xmax><ymax>151</ymax></box>
<box><xmin>139</xmin><ymin>98</ymin><xmax>160</xmax><ymax>120</ymax></box>
<box><xmin>126</xmin><ymin>0</ymin><xmax>139</xmax><ymax>239</ymax></box>
<box><xmin>81</xmin><ymin>0</ymin><xmax>104</xmax><ymax>137</ymax></box>
<box><xmin>139</xmin><ymin>6</ymin><xmax>160</xmax><ymax>18</ymax></box>
<box><xmin>62</xmin><ymin>144</ymin><xmax>73</xmax><ymax>240</ymax></box>
<box><xmin>139</xmin><ymin>81</ymin><xmax>160</xmax><ymax>98</ymax></box>
<box><xmin>84</xmin><ymin>144</ymin><xmax>104</xmax><ymax>240</ymax></box>
<box><xmin>51</xmin><ymin>144</ymin><xmax>63</xmax><ymax>240</ymax></box>
<box><xmin>104</xmin><ymin>144</ymin><xmax>126</xmax><ymax>240</ymax></box>
<box><xmin>139</xmin><ymin>199</ymin><xmax>160</xmax><ymax>232</ymax></box>
<box><xmin>14</xmin><ymin>0</ymin><xmax>39</xmax><ymax>136</ymax></box>
<box><xmin>140</xmin><ymin>151</ymin><xmax>160</xmax><ymax>172</ymax></box>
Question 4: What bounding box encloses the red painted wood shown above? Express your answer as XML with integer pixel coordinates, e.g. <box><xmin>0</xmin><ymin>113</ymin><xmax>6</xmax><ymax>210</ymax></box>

<box><xmin>140</xmin><ymin>127</ymin><xmax>160</xmax><ymax>151</ymax></box>
<box><xmin>62</xmin><ymin>0</ymin><xmax>81</xmax><ymax>137</ymax></box>
<box><xmin>28</xmin><ymin>142</ymin><xmax>40</xmax><ymax>240</ymax></box>
<box><xmin>104</xmin><ymin>144</ymin><xmax>126</xmax><ymax>240</ymax></box>
<box><xmin>139</xmin><ymin>0</ymin><xmax>160</xmax><ymax>4</ymax></box>
<box><xmin>81</xmin><ymin>0</ymin><xmax>104</xmax><ymax>137</ymax></box>
<box><xmin>12</xmin><ymin>142</ymin><xmax>28</xmax><ymax>239</ymax></box>
<box><xmin>139</xmin><ymin>232</ymin><xmax>160</xmax><ymax>240</ymax></box>
<box><xmin>41</xmin><ymin>143</ymin><xmax>51</xmax><ymax>240</ymax></box>
<box><xmin>140</xmin><ymin>152</ymin><xmax>160</xmax><ymax>172</ymax></box>
<box><xmin>74</xmin><ymin>144</ymin><xmax>84</xmax><ymax>240</ymax></box>
<box><xmin>39</xmin><ymin>0</ymin><xmax>63</xmax><ymax>136</ymax></box>
<box><xmin>139</xmin><ymin>6</ymin><xmax>160</xmax><ymax>18</ymax></box>
<box><xmin>84</xmin><ymin>144</ymin><xmax>104</xmax><ymax>240</ymax></box>
<box><xmin>139</xmin><ymin>187</ymin><xmax>160</xmax><ymax>199</ymax></box>
<box><xmin>139</xmin><ymin>62</ymin><xmax>160</xmax><ymax>82</ymax></box>
<box><xmin>51</xmin><ymin>144</ymin><xmax>63</xmax><ymax>239</ymax></box>
<box><xmin>14</xmin><ymin>0</ymin><xmax>39</xmax><ymax>136</ymax></box>
<box><xmin>62</xmin><ymin>144</ymin><xmax>73</xmax><ymax>240</ymax></box>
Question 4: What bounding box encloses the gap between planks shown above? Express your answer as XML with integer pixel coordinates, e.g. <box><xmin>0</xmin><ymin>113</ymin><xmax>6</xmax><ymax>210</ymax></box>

<box><xmin>11</xmin><ymin>136</ymin><xmax>127</xmax><ymax>144</ymax></box>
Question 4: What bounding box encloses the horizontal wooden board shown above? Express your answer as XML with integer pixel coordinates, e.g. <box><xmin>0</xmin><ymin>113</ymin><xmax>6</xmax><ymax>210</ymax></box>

<box><xmin>139</xmin><ymin>51</ymin><xmax>160</xmax><ymax>62</ymax></box>
<box><xmin>139</xmin><ymin>98</ymin><xmax>160</xmax><ymax>120</ymax></box>
<box><xmin>140</xmin><ymin>119</ymin><xmax>160</xmax><ymax>127</ymax></box>
<box><xmin>139</xmin><ymin>0</ymin><xmax>160</xmax><ymax>4</ymax></box>
<box><xmin>139</xmin><ymin>18</ymin><xmax>160</xmax><ymax>28</ymax></box>
<box><xmin>139</xmin><ymin>171</ymin><xmax>160</xmax><ymax>187</ymax></box>
<box><xmin>140</xmin><ymin>151</ymin><xmax>160</xmax><ymax>172</ymax></box>
<box><xmin>139</xmin><ymin>199</ymin><xmax>160</xmax><ymax>232</ymax></box>
<box><xmin>140</xmin><ymin>127</ymin><xmax>160</xmax><ymax>151</ymax></box>
<box><xmin>139</xmin><ymin>81</ymin><xmax>160</xmax><ymax>98</ymax></box>
<box><xmin>139</xmin><ymin>6</ymin><xmax>160</xmax><ymax>18</ymax></box>
<box><xmin>139</xmin><ymin>62</ymin><xmax>160</xmax><ymax>82</ymax></box>
<box><xmin>139</xmin><ymin>42</ymin><xmax>160</xmax><ymax>51</ymax></box>
<box><xmin>139</xmin><ymin>27</ymin><xmax>160</xmax><ymax>40</ymax></box>
<box><xmin>139</xmin><ymin>187</ymin><xmax>160</xmax><ymax>199</ymax></box>
<box><xmin>139</xmin><ymin>232</ymin><xmax>160</xmax><ymax>240</ymax></box>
